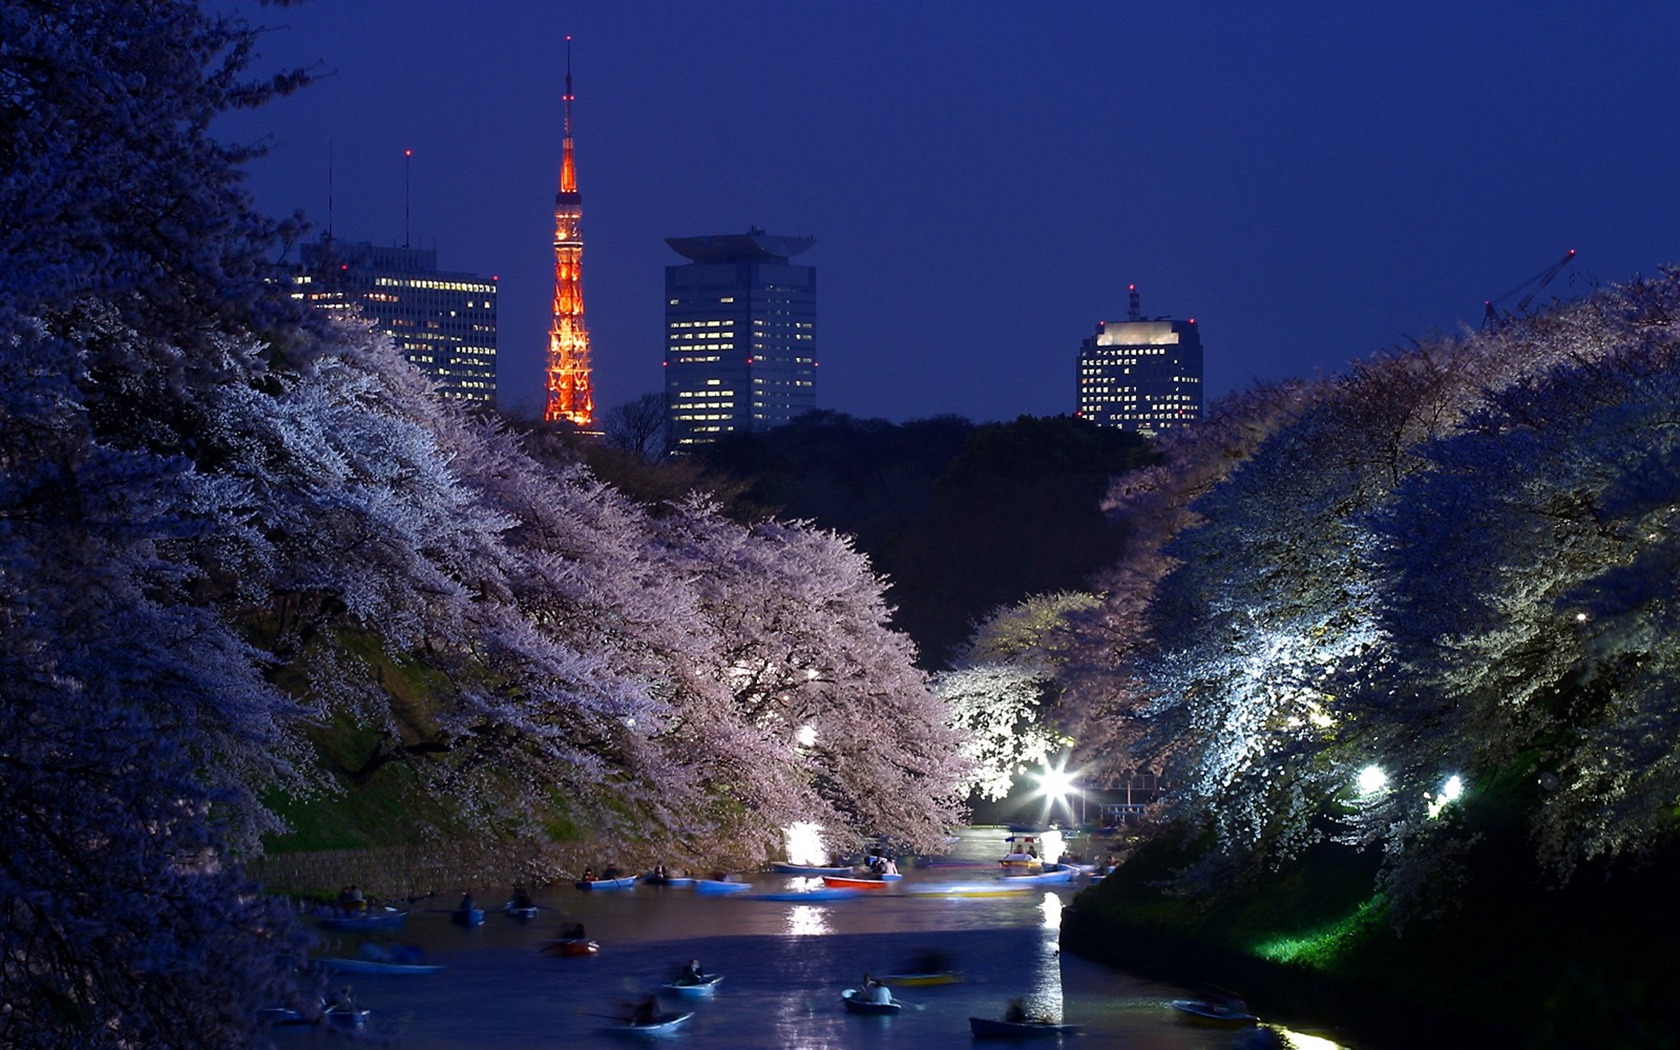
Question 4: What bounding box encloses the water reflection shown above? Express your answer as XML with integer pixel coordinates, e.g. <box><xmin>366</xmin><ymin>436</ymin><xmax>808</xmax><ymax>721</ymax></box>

<box><xmin>304</xmin><ymin>828</ymin><xmax>1355</xmax><ymax>1049</ymax></box>
<box><xmin>785</xmin><ymin>903</ymin><xmax>831</xmax><ymax>937</ymax></box>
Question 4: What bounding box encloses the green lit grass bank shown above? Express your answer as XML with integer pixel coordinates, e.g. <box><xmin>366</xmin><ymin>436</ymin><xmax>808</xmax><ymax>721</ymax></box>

<box><xmin>1060</xmin><ymin>825</ymin><xmax>1680</xmax><ymax>1049</ymax></box>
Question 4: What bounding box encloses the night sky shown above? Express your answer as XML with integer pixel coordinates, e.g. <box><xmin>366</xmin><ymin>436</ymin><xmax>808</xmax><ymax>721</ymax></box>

<box><xmin>217</xmin><ymin>1</ymin><xmax>1679</xmax><ymax>424</ymax></box>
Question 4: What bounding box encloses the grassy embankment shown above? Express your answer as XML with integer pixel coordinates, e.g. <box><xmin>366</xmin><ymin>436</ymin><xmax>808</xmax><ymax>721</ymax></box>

<box><xmin>1061</xmin><ymin>816</ymin><xmax>1680</xmax><ymax>1049</ymax></box>
<box><xmin>257</xmin><ymin>628</ymin><xmax>593</xmax><ymax>862</ymax></box>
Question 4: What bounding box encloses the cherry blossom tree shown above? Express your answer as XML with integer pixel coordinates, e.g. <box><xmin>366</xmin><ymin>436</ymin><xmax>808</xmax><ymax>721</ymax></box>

<box><xmin>4</xmin><ymin>3</ymin><xmax>976</xmax><ymax>1043</ymax></box>
<box><xmin>936</xmin><ymin>592</ymin><xmax>1097</xmax><ymax>799</ymax></box>
<box><xmin>1366</xmin><ymin>272</ymin><xmax>1680</xmax><ymax>890</ymax></box>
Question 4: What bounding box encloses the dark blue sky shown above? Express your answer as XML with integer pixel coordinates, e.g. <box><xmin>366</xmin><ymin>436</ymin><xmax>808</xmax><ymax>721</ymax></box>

<box><xmin>220</xmin><ymin>1</ymin><xmax>1679</xmax><ymax>424</ymax></box>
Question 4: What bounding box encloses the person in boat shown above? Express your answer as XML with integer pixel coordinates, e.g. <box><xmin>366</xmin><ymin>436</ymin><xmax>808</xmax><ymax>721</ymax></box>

<box><xmin>905</xmin><ymin>948</ymin><xmax>952</xmax><ymax>975</ymax></box>
<box><xmin>602</xmin><ymin>865</ymin><xmax>620</xmax><ymax>880</ymax></box>
<box><xmin>1005</xmin><ymin>997</ymin><xmax>1029</xmax><ymax>1023</ymax></box>
<box><xmin>580</xmin><ymin>867</ymin><xmax>595</xmax><ymax>883</ymax></box>
<box><xmin>630</xmin><ymin>994</ymin><xmax>660</xmax><ymax>1025</ymax></box>
<box><xmin>559</xmin><ymin>920</ymin><xmax>587</xmax><ymax>940</ymax></box>
<box><xmin>651</xmin><ymin>863</ymin><xmax>667</xmax><ymax>880</ymax></box>
<box><xmin>510</xmin><ymin>885</ymin><xmax>535</xmax><ymax>910</ymax></box>
<box><xmin>879</xmin><ymin>856</ymin><xmax>900</xmax><ymax>876</ymax></box>
<box><xmin>677</xmin><ymin>958</ymin><xmax>705</xmax><ymax>984</ymax></box>
<box><xmin>330</xmin><ymin>985</ymin><xmax>356</xmax><ymax>1012</ymax></box>
<box><xmin>457</xmin><ymin>891</ymin><xmax>475</xmax><ymax>912</ymax></box>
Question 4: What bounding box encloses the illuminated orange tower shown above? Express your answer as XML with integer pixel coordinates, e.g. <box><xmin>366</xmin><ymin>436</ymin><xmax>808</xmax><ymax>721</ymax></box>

<box><xmin>545</xmin><ymin>37</ymin><xmax>594</xmax><ymax>425</ymax></box>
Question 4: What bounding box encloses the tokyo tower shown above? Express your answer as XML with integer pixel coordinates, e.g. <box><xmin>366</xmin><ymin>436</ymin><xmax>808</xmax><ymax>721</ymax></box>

<box><xmin>545</xmin><ymin>37</ymin><xmax>593</xmax><ymax>426</ymax></box>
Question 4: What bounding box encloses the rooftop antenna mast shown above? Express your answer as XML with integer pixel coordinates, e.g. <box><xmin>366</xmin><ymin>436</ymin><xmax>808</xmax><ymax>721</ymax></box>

<box><xmin>403</xmin><ymin>148</ymin><xmax>413</xmax><ymax>248</ymax></box>
<box><xmin>326</xmin><ymin>139</ymin><xmax>335</xmax><ymax>244</ymax></box>
<box><xmin>1128</xmin><ymin>283</ymin><xmax>1141</xmax><ymax>321</ymax></box>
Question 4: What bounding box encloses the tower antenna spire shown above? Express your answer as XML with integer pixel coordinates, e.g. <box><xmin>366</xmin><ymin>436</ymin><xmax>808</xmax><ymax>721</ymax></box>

<box><xmin>1128</xmin><ymin>283</ymin><xmax>1141</xmax><ymax>321</ymax></box>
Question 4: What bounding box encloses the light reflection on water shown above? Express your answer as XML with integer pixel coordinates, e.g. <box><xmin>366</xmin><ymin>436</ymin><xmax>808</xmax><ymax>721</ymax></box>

<box><xmin>785</xmin><ymin>903</ymin><xmax>831</xmax><ymax>937</ymax></box>
<box><xmin>279</xmin><ymin>829</ymin><xmax>1354</xmax><ymax>1049</ymax></box>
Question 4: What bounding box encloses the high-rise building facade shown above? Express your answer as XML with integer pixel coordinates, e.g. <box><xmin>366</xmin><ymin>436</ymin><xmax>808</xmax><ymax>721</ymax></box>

<box><xmin>1076</xmin><ymin>286</ymin><xmax>1202</xmax><ymax>434</ymax></box>
<box><xmin>664</xmin><ymin>228</ymin><xmax>816</xmax><ymax>449</ymax></box>
<box><xmin>545</xmin><ymin>38</ymin><xmax>594</xmax><ymax>426</ymax></box>
<box><xmin>294</xmin><ymin>238</ymin><xmax>498</xmax><ymax>404</ymax></box>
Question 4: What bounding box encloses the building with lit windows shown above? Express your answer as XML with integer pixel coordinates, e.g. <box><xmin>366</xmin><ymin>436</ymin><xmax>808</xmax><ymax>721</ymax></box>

<box><xmin>293</xmin><ymin>237</ymin><xmax>498</xmax><ymax>405</ymax></box>
<box><xmin>1076</xmin><ymin>286</ymin><xmax>1202</xmax><ymax>434</ymax></box>
<box><xmin>664</xmin><ymin>228</ymin><xmax>816</xmax><ymax>448</ymax></box>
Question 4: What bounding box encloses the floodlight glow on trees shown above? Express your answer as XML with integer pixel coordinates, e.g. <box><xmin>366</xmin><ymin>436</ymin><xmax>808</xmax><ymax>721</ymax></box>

<box><xmin>1356</xmin><ymin>764</ymin><xmax>1388</xmax><ymax>795</ymax></box>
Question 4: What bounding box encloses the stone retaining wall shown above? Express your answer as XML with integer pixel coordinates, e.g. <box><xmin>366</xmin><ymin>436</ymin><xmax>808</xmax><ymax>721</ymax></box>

<box><xmin>250</xmin><ymin>841</ymin><xmax>619</xmax><ymax>897</ymax></box>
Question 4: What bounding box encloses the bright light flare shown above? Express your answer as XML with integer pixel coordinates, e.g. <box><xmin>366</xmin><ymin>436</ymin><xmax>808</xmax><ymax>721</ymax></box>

<box><xmin>1356</xmin><ymin>765</ymin><xmax>1387</xmax><ymax>795</ymax></box>
<box><xmin>1036</xmin><ymin>763</ymin><xmax>1075</xmax><ymax>800</ymax></box>
<box><xmin>795</xmin><ymin>724</ymin><xmax>817</xmax><ymax>747</ymax></box>
<box><xmin>782</xmin><ymin>821</ymin><xmax>826</xmax><ymax>867</ymax></box>
<box><xmin>1441</xmin><ymin>775</ymin><xmax>1463</xmax><ymax>802</ymax></box>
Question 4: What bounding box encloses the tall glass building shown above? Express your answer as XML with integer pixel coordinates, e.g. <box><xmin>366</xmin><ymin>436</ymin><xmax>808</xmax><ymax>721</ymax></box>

<box><xmin>1076</xmin><ymin>291</ymin><xmax>1202</xmax><ymax>434</ymax></box>
<box><xmin>294</xmin><ymin>237</ymin><xmax>498</xmax><ymax>405</ymax></box>
<box><xmin>663</xmin><ymin>228</ymin><xmax>816</xmax><ymax>449</ymax></box>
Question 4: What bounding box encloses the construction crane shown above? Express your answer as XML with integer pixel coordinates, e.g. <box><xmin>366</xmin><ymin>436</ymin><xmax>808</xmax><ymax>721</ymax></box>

<box><xmin>1481</xmin><ymin>249</ymin><xmax>1577</xmax><ymax>330</ymax></box>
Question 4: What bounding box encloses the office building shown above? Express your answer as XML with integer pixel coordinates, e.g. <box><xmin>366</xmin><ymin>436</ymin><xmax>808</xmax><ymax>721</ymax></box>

<box><xmin>294</xmin><ymin>238</ymin><xmax>498</xmax><ymax>405</ymax></box>
<box><xmin>664</xmin><ymin>228</ymin><xmax>817</xmax><ymax>448</ymax></box>
<box><xmin>1076</xmin><ymin>285</ymin><xmax>1202</xmax><ymax>434</ymax></box>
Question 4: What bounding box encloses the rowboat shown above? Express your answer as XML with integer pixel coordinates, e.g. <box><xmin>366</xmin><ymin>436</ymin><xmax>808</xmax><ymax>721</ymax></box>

<box><xmin>323</xmin><ymin>1005</ymin><xmax>371</xmax><ymax>1031</ymax></box>
<box><xmin>751</xmin><ymin>887</ymin><xmax>861</xmax><ymax>901</ymax></box>
<box><xmin>999</xmin><ymin>836</ymin><xmax>1044</xmax><ymax>870</ymax></box>
<box><xmin>450</xmin><ymin>906</ymin><xmax>484</xmax><ymax>927</ymax></box>
<box><xmin>316</xmin><ymin>905</ymin><xmax>407</xmax><ymax>931</ymax></box>
<box><xmin>660</xmin><ymin>973</ymin><xmax>724</xmax><ymax>997</ymax></box>
<box><xmin>602</xmin><ymin>1010</ymin><xmax>694</xmax><ymax>1035</ymax></box>
<box><xmin>577</xmin><ymin>874</ymin><xmax>638</xmax><ymax>891</ymax></box>
<box><xmin>904</xmin><ymin>882</ymin><xmax>1030</xmax><ymax>898</ymax></box>
<box><xmin>540</xmin><ymin>937</ymin><xmax>600</xmax><ymax>956</ymax></box>
<box><xmin>258</xmin><ymin>1006</ymin><xmax>305</xmax><ymax>1026</ymax></box>
<box><xmin>692</xmin><ymin>878</ymin><xmax>752</xmax><ymax>895</ymax></box>
<box><xmin>999</xmin><ymin>863</ymin><xmax>1076</xmax><ymax>883</ymax></box>
<box><xmin>771</xmin><ymin>861</ymin><xmax>854</xmax><ymax>875</ymax></box>
<box><xmin>314</xmin><ymin>956</ymin><xmax>444</xmax><ymax>975</ymax></box>
<box><xmin>841</xmin><ymin>988</ymin><xmax>902</xmax><ymax>1015</ymax></box>
<box><xmin>879</xmin><ymin>969</ymin><xmax>963</xmax><ymax>986</ymax></box>
<box><xmin>820</xmin><ymin>875</ymin><xmax>894</xmax><ymax>891</ymax></box>
<box><xmin>642</xmin><ymin>872</ymin><xmax>694</xmax><ymax>887</ymax></box>
<box><xmin>1169</xmin><ymin>998</ymin><xmax>1259</xmax><ymax>1027</ymax></box>
<box><xmin>968</xmin><ymin>1015</ymin><xmax>1082</xmax><ymax>1039</ymax></box>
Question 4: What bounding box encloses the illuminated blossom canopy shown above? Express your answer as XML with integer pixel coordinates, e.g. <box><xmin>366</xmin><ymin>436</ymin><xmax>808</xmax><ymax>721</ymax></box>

<box><xmin>1062</xmin><ymin>270</ymin><xmax>1680</xmax><ymax>901</ymax></box>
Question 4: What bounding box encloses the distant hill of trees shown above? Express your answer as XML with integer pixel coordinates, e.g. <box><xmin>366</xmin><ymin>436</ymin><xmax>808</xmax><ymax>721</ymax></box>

<box><xmin>687</xmin><ymin>411</ymin><xmax>1159</xmax><ymax>666</ymax></box>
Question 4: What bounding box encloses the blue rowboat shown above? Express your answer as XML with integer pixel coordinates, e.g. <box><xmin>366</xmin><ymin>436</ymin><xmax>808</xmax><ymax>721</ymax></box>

<box><xmin>692</xmin><ymin>878</ymin><xmax>751</xmax><ymax>895</ymax></box>
<box><xmin>316</xmin><ymin>905</ymin><xmax>407</xmax><ymax>931</ymax></box>
<box><xmin>999</xmin><ymin>863</ymin><xmax>1075</xmax><ymax>883</ymax></box>
<box><xmin>603</xmin><ymin>1010</ymin><xmax>693</xmax><ymax>1035</ymax></box>
<box><xmin>576</xmin><ymin>874</ymin><xmax>638</xmax><ymax>891</ymax></box>
<box><xmin>661</xmin><ymin>973</ymin><xmax>724</xmax><ymax>997</ymax></box>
